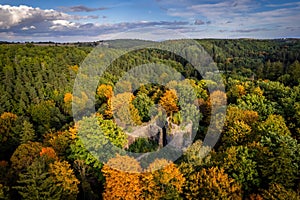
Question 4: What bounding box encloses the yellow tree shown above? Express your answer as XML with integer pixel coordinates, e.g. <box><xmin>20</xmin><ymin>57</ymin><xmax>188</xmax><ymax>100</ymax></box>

<box><xmin>64</xmin><ymin>92</ymin><xmax>73</xmax><ymax>104</ymax></box>
<box><xmin>102</xmin><ymin>155</ymin><xmax>142</xmax><ymax>200</ymax></box>
<box><xmin>0</xmin><ymin>112</ymin><xmax>19</xmax><ymax>159</ymax></box>
<box><xmin>111</xmin><ymin>92</ymin><xmax>142</xmax><ymax>126</ymax></box>
<box><xmin>235</xmin><ymin>84</ymin><xmax>247</xmax><ymax>98</ymax></box>
<box><xmin>222</xmin><ymin>120</ymin><xmax>252</xmax><ymax>148</ymax></box>
<box><xmin>252</xmin><ymin>87</ymin><xmax>263</xmax><ymax>96</ymax></box>
<box><xmin>159</xmin><ymin>89</ymin><xmax>179</xmax><ymax>116</ymax></box>
<box><xmin>225</xmin><ymin>106</ymin><xmax>259</xmax><ymax>128</ymax></box>
<box><xmin>97</xmin><ymin>84</ymin><xmax>113</xmax><ymax>100</ymax></box>
<box><xmin>104</xmin><ymin>98</ymin><xmax>113</xmax><ymax>118</ymax></box>
<box><xmin>184</xmin><ymin>167</ymin><xmax>242</xmax><ymax>200</ymax></box>
<box><xmin>0</xmin><ymin>112</ymin><xmax>17</xmax><ymax>133</ymax></box>
<box><xmin>49</xmin><ymin>160</ymin><xmax>80</xmax><ymax>199</ymax></box>
<box><xmin>142</xmin><ymin>159</ymin><xmax>185</xmax><ymax>200</ymax></box>
<box><xmin>97</xmin><ymin>84</ymin><xmax>114</xmax><ymax>118</ymax></box>
<box><xmin>63</xmin><ymin>92</ymin><xmax>73</xmax><ymax>114</ymax></box>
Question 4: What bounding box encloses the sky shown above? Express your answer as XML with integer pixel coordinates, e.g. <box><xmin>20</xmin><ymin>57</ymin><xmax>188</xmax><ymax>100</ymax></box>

<box><xmin>0</xmin><ymin>0</ymin><xmax>299</xmax><ymax>42</ymax></box>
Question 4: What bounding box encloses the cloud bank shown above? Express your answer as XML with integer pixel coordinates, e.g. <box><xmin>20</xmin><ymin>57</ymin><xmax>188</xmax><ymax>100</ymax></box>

<box><xmin>0</xmin><ymin>1</ymin><xmax>299</xmax><ymax>41</ymax></box>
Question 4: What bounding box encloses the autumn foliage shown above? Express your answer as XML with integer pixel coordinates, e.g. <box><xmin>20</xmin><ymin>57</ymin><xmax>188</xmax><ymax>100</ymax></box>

<box><xmin>142</xmin><ymin>159</ymin><xmax>185</xmax><ymax>199</ymax></box>
<box><xmin>159</xmin><ymin>89</ymin><xmax>179</xmax><ymax>116</ymax></box>
<box><xmin>209</xmin><ymin>90</ymin><xmax>227</xmax><ymax>107</ymax></box>
<box><xmin>40</xmin><ymin>147</ymin><xmax>58</xmax><ymax>161</ymax></box>
<box><xmin>97</xmin><ymin>84</ymin><xmax>113</xmax><ymax>99</ymax></box>
<box><xmin>102</xmin><ymin>155</ymin><xmax>142</xmax><ymax>200</ymax></box>
<box><xmin>184</xmin><ymin>167</ymin><xmax>242</xmax><ymax>200</ymax></box>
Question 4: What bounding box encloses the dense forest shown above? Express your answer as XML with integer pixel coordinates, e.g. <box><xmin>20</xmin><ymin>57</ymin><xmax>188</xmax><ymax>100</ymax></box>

<box><xmin>0</xmin><ymin>39</ymin><xmax>299</xmax><ymax>199</ymax></box>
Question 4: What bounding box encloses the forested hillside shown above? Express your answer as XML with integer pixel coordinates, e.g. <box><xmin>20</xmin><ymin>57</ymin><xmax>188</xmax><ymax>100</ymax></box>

<box><xmin>0</xmin><ymin>39</ymin><xmax>299</xmax><ymax>199</ymax></box>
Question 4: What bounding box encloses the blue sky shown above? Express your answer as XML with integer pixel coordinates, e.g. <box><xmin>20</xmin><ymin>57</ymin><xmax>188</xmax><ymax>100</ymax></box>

<box><xmin>0</xmin><ymin>0</ymin><xmax>299</xmax><ymax>41</ymax></box>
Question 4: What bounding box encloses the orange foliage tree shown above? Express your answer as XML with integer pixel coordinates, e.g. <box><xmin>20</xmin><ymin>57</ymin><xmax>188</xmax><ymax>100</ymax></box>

<box><xmin>43</xmin><ymin>130</ymin><xmax>75</xmax><ymax>156</ymax></box>
<box><xmin>142</xmin><ymin>159</ymin><xmax>185</xmax><ymax>199</ymax></box>
<box><xmin>97</xmin><ymin>84</ymin><xmax>113</xmax><ymax>100</ymax></box>
<box><xmin>159</xmin><ymin>89</ymin><xmax>179</xmax><ymax>116</ymax></box>
<box><xmin>102</xmin><ymin>155</ymin><xmax>142</xmax><ymax>200</ymax></box>
<box><xmin>39</xmin><ymin>147</ymin><xmax>58</xmax><ymax>162</ymax></box>
<box><xmin>64</xmin><ymin>92</ymin><xmax>73</xmax><ymax>104</ymax></box>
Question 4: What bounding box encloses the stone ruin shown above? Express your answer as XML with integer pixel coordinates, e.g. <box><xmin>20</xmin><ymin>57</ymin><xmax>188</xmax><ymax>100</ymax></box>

<box><xmin>124</xmin><ymin>118</ymin><xmax>193</xmax><ymax>150</ymax></box>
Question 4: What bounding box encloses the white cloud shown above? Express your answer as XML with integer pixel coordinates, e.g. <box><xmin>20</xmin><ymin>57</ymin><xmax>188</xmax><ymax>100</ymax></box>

<box><xmin>0</xmin><ymin>5</ymin><xmax>73</xmax><ymax>29</ymax></box>
<box><xmin>0</xmin><ymin>4</ymin><xmax>98</xmax><ymax>30</ymax></box>
<box><xmin>0</xmin><ymin>2</ymin><xmax>299</xmax><ymax>41</ymax></box>
<box><xmin>21</xmin><ymin>25</ymin><xmax>36</xmax><ymax>31</ymax></box>
<box><xmin>50</xmin><ymin>20</ymin><xmax>79</xmax><ymax>30</ymax></box>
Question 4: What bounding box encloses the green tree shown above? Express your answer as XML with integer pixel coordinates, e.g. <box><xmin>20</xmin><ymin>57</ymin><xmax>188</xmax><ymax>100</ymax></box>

<box><xmin>217</xmin><ymin>146</ymin><xmax>261</xmax><ymax>193</ymax></box>
<box><xmin>0</xmin><ymin>183</ymin><xmax>9</xmax><ymax>200</ymax></box>
<box><xmin>74</xmin><ymin>116</ymin><xmax>127</xmax><ymax>163</ymax></box>
<box><xmin>257</xmin><ymin>114</ymin><xmax>291</xmax><ymax>137</ymax></box>
<box><xmin>260</xmin><ymin>133</ymin><xmax>299</xmax><ymax>188</ymax></box>
<box><xmin>73</xmin><ymin>159</ymin><xmax>102</xmax><ymax>200</ymax></box>
<box><xmin>29</xmin><ymin>100</ymin><xmax>65</xmax><ymax>135</ymax></box>
<box><xmin>132</xmin><ymin>93</ymin><xmax>154</xmax><ymax>122</ymax></box>
<box><xmin>287</xmin><ymin>60</ymin><xmax>300</xmax><ymax>85</ymax></box>
<box><xmin>98</xmin><ymin>116</ymin><xmax>128</xmax><ymax>148</ymax></box>
<box><xmin>10</xmin><ymin>142</ymin><xmax>43</xmax><ymax>173</ymax></box>
<box><xmin>20</xmin><ymin>120</ymin><xmax>35</xmax><ymax>144</ymax></box>
<box><xmin>14</xmin><ymin>158</ymin><xmax>62</xmax><ymax>200</ymax></box>
<box><xmin>0</xmin><ymin>112</ymin><xmax>21</xmax><ymax>160</ymax></box>
<box><xmin>69</xmin><ymin>137</ymin><xmax>103</xmax><ymax>180</ymax></box>
<box><xmin>237</xmin><ymin>94</ymin><xmax>276</xmax><ymax>120</ymax></box>
<box><xmin>127</xmin><ymin>138</ymin><xmax>158</xmax><ymax>153</ymax></box>
<box><xmin>180</xmin><ymin>140</ymin><xmax>211</xmax><ymax>166</ymax></box>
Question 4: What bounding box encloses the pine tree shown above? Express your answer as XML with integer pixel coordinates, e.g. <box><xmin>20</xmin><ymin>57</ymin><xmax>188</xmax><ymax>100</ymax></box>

<box><xmin>20</xmin><ymin>120</ymin><xmax>35</xmax><ymax>144</ymax></box>
<box><xmin>14</xmin><ymin>158</ymin><xmax>62</xmax><ymax>200</ymax></box>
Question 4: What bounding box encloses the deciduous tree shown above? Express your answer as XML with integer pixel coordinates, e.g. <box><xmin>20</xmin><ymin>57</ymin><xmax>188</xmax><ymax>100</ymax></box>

<box><xmin>102</xmin><ymin>155</ymin><xmax>142</xmax><ymax>200</ymax></box>
<box><xmin>159</xmin><ymin>89</ymin><xmax>179</xmax><ymax>116</ymax></box>
<box><xmin>142</xmin><ymin>159</ymin><xmax>185</xmax><ymax>199</ymax></box>
<box><xmin>49</xmin><ymin>160</ymin><xmax>80</xmax><ymax>199</ymax></box>
<box><xmin>10</xmin><ymin>142</ymin><xmax>43</xmax><ymax>172</ymax></box>
<box><xmin>184</xmin><ymin>167</ymin><xmax>242</xmax><ymax>200</ymax></box>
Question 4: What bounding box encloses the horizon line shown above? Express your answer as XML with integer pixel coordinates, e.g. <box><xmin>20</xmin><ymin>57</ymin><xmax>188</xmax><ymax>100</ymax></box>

<box><xmin>1</xmin><ymin>37</ymin><xmax>300</xmax><ymax>44</ymax></box>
